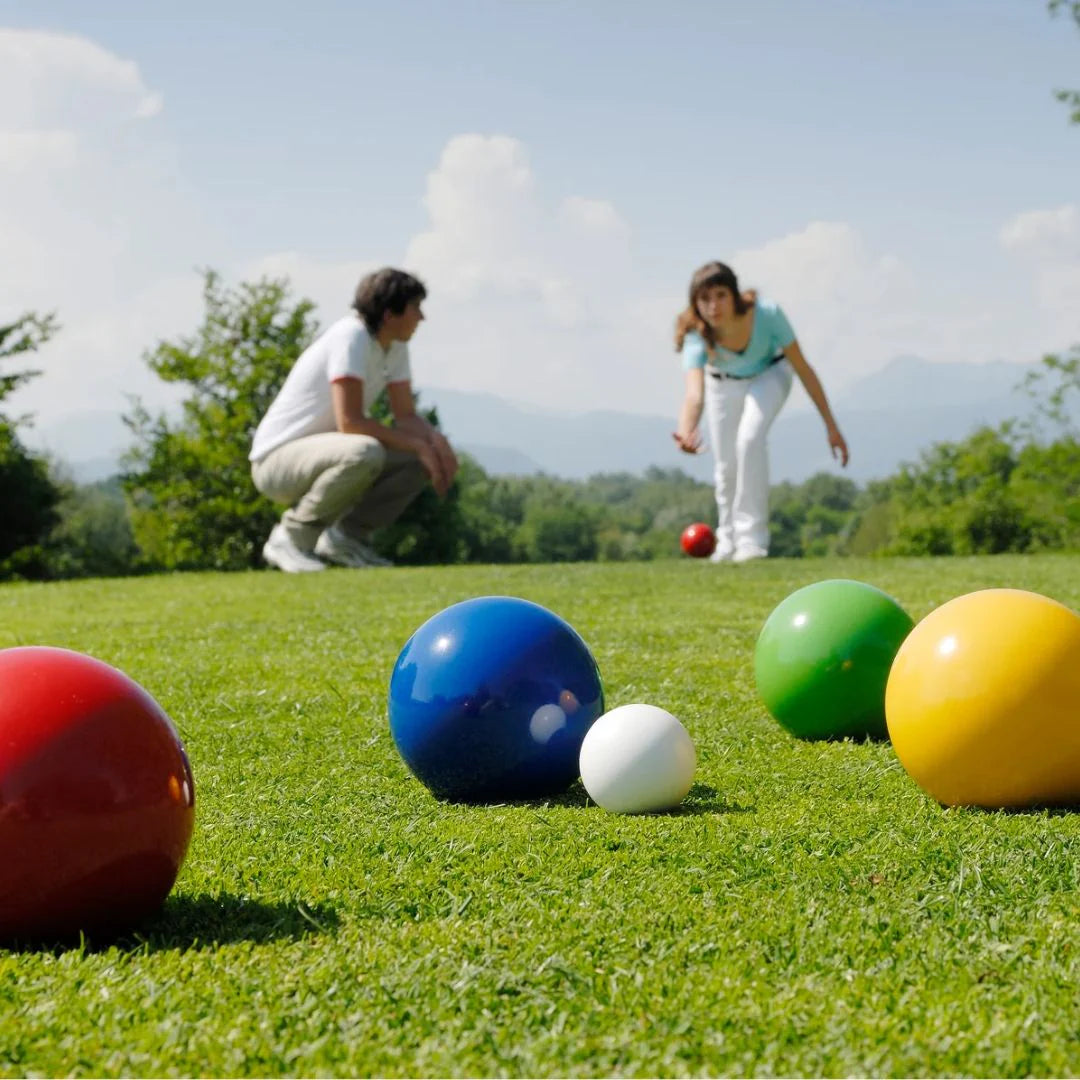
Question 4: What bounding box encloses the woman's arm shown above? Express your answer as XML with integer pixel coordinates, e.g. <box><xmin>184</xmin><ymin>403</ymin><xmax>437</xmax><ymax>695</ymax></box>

<box><xmin>672</xmin><ymin>368</ymin><xmax>706</xmax><ymax>454</ymax></box>
<box><xmin>781</xmin><ymin>341</ymin><xmax>850</xmax><ymax>467</ymax></box>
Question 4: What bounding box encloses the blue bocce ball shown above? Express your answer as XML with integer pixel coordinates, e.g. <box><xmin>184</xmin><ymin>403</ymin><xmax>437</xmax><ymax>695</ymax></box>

<box><xmin>388</xmin><ymin>596</ymin><xmax>605</xmax><ymax>802</ymax></box>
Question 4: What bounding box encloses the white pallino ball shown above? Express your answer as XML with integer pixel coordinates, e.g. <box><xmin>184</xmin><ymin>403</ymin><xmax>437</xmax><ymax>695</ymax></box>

<box><xmin>579</xmin><ymin>703</ymin><xmax>696</xmax><ymax>813</ymax></box>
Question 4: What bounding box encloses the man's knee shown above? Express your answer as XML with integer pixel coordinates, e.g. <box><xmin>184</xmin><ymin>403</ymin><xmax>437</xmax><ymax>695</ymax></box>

<box><xmin>382</xmin><ymin>451</ymin><xmax>429</xmax><ymax>490</ymax></box>
<box><xmin>341</xmin><ymin>437</ymin><xmax>387</xmax><ymax>476</ymax></box>
<box><xmin>403</xmin><ymin>455</ymin><xmax>427</xmax><ymax>483</ymax></box>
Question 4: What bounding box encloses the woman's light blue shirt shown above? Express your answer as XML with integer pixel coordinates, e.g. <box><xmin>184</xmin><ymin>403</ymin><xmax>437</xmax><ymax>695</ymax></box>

<box><xmin>680</xmin><ymin>299</ymin><xmax>796</xmax><ymax>378</ymax></box>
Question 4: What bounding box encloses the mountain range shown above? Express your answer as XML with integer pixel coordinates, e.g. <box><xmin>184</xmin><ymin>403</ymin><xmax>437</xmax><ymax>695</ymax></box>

<box><xmin>426</xmin><ymin>356</ymin><xmax>1047</xmax><ymax>484</ymax></box>
<box><xmin>27</xmin><ymin>355</ymin><xmax>1053</xmax><ymax>485</ymax></box>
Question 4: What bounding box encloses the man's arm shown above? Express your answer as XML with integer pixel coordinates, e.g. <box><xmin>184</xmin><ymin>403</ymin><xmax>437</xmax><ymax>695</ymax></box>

<box><xmin>331</xmin><ymin>378</ymin><xmax>451</xmax><ymax>493</ymax></box>
<box><xmin>387</xmin><ymin>381</ymin><xmax>459</xmax><ymax>490</ymax></box>
<box><xmin>331</xmin><ymin>378</ymin><xmax>419</xmax><ymax>450</ymax></box>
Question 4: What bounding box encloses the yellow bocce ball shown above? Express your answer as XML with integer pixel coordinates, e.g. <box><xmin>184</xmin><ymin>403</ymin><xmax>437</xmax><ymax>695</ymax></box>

<box><xmin>885</xmin><ymin>588</ymin><xmax>1080</xmax><ymax>809</ymax></box>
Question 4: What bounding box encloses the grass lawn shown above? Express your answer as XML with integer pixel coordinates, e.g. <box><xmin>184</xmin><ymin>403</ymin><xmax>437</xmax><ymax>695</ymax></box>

<box><xmin>1</xmin><ymin>555</ymin><xmax>1078</xmax><ymax>1077</ymax></box>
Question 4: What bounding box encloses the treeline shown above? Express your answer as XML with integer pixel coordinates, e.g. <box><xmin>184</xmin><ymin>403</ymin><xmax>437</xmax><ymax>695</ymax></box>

<box><xmin>2</xmin><ymin>276</ymin><xmax>1079</xmax><ymax>581</ymax></box>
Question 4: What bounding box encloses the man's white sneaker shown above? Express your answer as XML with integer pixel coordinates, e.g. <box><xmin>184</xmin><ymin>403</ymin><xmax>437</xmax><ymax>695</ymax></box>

<box><xmin>357</xmin><ymin>543</ymin><xmax>393</xmax><ymax>568</ymax></box>
<box><xmin>315</xmin><ymin>525</ymin><xmax>393</xmax><ymax>568</ymax></box>
<box><xmin>733</xmin><ymin>546</ymin><xmax>768</xmax><ymax>564</ymax></box>
<box><xmin>262</xmin><ymin>525</ymin><xmax>326</xmax><ymax>573</ymax></box>
<box><xmin>709</xmin><ymin>548</ymin><xmax>734</xmax><ymax>564</ymax></box>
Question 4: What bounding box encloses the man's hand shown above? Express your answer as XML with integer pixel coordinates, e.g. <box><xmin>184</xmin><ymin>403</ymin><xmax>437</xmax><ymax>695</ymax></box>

<box><xmin>431</xmin><ymin>430</ymin><xmax>459</xmax><ymax>487</ymax></box>
<box><xmin>388</xmin><ymin>399</ymin><xmax>459</xmax><ymax>495</ymax></box>
<box><xmin>417</xmin><ymin>443</ymin><xmax>451</xmax><ymax>496</ymax></box>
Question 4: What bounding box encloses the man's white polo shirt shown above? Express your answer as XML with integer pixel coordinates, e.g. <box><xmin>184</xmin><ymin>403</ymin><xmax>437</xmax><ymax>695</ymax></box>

<box><xmin>250</xmin><ymin>312</ymin><xmax>411</xmax><ymax>463</ymax></box>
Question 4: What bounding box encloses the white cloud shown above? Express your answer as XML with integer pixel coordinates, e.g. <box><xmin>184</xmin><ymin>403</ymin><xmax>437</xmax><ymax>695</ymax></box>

<box><xmin>9</xmin><ymin>91</ymin><xmax>1073</xmax><ymax>472</ymax></box>
<box><xmin>403</xmin><ymin>134</ymin><xmax>675</xmax><ymax>415</ymax></box>
<box><xmin>242</xmin><ymin>253</ymin><xmax>381</xmax><ymax>324</ymax></box>
<box><xmin>402</xmin><ymin>141</ymin><xmax>1050</xmax><ymax>420</ymax></box>
<box><xmin>1034</xmin><ymin>264</ymin><xmax>1080</xmax><ymax>320</ymax></box>
<box><xmin>0</xmin><ymin>28</ymin><xmax>162</xmax><ymax>130</ymax></box>
<box><xmin>1000</xmin><ymin>204</ymin><xmax>1080</xmax><ymax>261</ymax></box>
<box><xmin>559</xmin><ymin>195</ymin><xmax>631</xmax><ymax>240</ymax></box>
<box><xmin>407</xmin><ymin>135</ymin><xmax>580</xmax><ymax>315</ymax></box>
<box><xmin>2</xmin><ymin>28</ymin><xmax>212</xmax><ymax>448</ymax></box>
<box><xmin>0</xmin><ymin>28</ymin><xmax>173</xmax><ymax>306</ymax></box>
<box><xmin>134</xmin><ymin>92</ymin><xmax>164</xmax><ymax>120</ymax></box>
<box><xmin>0</xmin><ymin>129</ymin><xmax>79</xmax><ymax>171</ymax></box>
<box><xmin>999</xmin><ymin>204</ymin><xmax>1080</xmax><ymax>351</ymax></box>
<box><xmin>21</xmin><ymin>272</ymin><xmax>204</xmax><ymax>458</ymax></box>
<box><xmin>724</xmin><ymin>219</ymin><xmax>1071</xmax><ymax>411</ymax></box>
<box><xmin>733</xmin><ymin>222</ymin><xmax>917</xmax><ymax>382</ymax></box>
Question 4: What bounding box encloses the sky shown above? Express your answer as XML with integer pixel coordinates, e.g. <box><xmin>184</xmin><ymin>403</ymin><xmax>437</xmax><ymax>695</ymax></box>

<box><xmin>1</xmin><ymin>0</ymin><xmax>1079</xmax><ymax>463</ymax></box>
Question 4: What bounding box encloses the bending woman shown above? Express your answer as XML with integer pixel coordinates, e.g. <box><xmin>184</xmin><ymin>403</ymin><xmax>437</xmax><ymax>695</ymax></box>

<box><xmin>672</xmin><ymin>260</ymin><xmax>849</xmax><ymax>563</ymax></box>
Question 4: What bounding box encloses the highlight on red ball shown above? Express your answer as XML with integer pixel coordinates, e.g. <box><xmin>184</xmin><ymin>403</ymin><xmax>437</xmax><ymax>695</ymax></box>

<box><xmin>0</xmin><ymin>646</ymin><xmax>195</xmax><ymax>943</ymax></box>
<box><xmin>680</xmin><ymin>522</ymin><xmax>717</xmax><ymax>559</ymax></box>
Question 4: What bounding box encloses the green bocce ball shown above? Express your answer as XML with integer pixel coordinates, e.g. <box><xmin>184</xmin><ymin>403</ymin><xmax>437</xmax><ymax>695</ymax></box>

<box><xmin>754</xmin><ymin>579</ymin><xmax>915</xmax><ymax>741</ymax></box>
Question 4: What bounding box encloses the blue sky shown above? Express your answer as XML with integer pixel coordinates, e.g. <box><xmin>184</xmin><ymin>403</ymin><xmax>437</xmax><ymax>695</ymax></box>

<box><xmin>1</xmin><ymin>0</ymin><xmax>1078</xmax><ymax>461</ymax></box>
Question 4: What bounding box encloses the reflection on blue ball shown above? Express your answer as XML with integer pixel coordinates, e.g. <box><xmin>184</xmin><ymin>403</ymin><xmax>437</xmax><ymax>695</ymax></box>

<box><xmin>388</xmin><ymin>596</ymin><xmax>605</xmax><ymax>802</ymax></box>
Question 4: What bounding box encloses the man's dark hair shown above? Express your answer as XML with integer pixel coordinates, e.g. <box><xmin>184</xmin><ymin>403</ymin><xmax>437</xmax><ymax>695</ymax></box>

<box><xmin>353</xmin><ymin>268</ymin><xmax>427</xmax><ymax>334</ymax></box>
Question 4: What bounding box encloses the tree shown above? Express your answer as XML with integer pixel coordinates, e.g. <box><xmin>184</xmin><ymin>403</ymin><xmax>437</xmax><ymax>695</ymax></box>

<box><xmin>1049</xmin><ymin>0</ymin><xmax>1080</xmax><ymax>123</ymax></box>
<box><xmin>875</xmin><ymin>426</ymin><xmax>1040</xmax><ymax>556</ymax></box>
<box><xmin>124</xmin><ymin>271</ymin><xmax>468</xmax><ymax>571</ymax></box>
<box><xmin>1011</xmin><ymin>435</ymin><xmax>1080</xmax><ymax>549</ymax></box>
<box><xmin>1022</xmin><ymin>344</ymin><xmax>1080</xmax><ymax>434</ymax></box>
<box><xmin>580</xmin><ymin>466</ymin><xmax>715</xmax><ymax>561</ymax></box>
<box><xmin>0</xmin><ymin>313</ymin><xmax>56</xmax><ymax>413</ymax></box>
<box><xmin>518</xmin><ymin>495</ymin><xmax>599</xmax><ymax>563</ymax></box>
<box><xmin>365</xmin><ymin>388</ymin><xmax>470</xmax><ymax>565</ymax></box>
<box><xmin>45</xmin><ymin>476</ymin><xmax>141</xmax><ymax>579</ymax></box>
<box><xmin>123</xmin><ymin>272</ymin><xmax>319</xmax><ymax>570</ymax></box>
<box><xmin>1017</xmin><ymin>6</ymin><xmax>1080</xmax><ymax>466</ymax></box>
<box><xmin>768</xmin><ymin>473</ymin><xmax>859</xmax><ymax>557</ymax></box>
<box><xmin>0</xmin><ymin>314</ymin><xmax>62</xmax><ymax>578</ymax></box>
<box><xmin>454</xmin><ymin>460</ymin><xmax>527</xmax><ymax>563</ymax></box>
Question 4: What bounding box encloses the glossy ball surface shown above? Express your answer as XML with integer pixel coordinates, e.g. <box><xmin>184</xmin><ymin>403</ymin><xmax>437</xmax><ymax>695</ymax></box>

<box><xmin>579</xmin><ymin>703</ymin><xmax>696</xmax><ymax>813</ymax></box>
<box><xmin>388</xmin><ymin>596</ymin><xmax>604</xmax><ymax>802</ymax></box>
<box><xmin>0</xmin><ymin>647</ymin><xmax>195</xmax><ymax>941</ymax></box>
<box><xmin>755</xmin><ymin>579</ymin><xmax>914</xmax><ymax>741</ymax></box>
<box><xmin>680</xmin><ymin>522</ymin><xmax>717</xmax><ymax>559</ymax></box>
<box><xmin>886</xmin><ymin>588</ymin><xmax>1080</xmax><ymax>808</ymax></box>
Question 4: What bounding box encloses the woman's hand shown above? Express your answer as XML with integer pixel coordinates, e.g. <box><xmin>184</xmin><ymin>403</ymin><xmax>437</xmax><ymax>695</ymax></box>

<box><xmin>675</xmin><ymin>369</ymin><xmax>706</xmax><ymax>455</ymax></box>
<box><xmin>827</xmin><ymin>425</ymin><xmax>850</xmax><ymax>467</ymax></box>
<box><xmin>672</xmin><ymin>427</ymin><xmax>705</xmax><ymax>454</ymax></box>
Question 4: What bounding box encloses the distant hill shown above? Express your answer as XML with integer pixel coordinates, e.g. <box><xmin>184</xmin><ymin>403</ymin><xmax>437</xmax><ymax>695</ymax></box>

<box><xmin>425</xmin><ymin>356</ymin><xmax>1044</xmax><ymax>483</ymax></box>
<box><xmin>25</xmin><ymin>408</ymin><xmax>132</xmax><ymax>484</ymax></box>
<box><xmin>835</xmin><ymin>354</ymin><xmax>1033</xmax><ymax>411</ymax></box>
<box><xmin>459</xmin><ymin>443</ymin><xmax>546</xmax><ymax>476</ymax></box>
<box><xmin>24</xmin><ymin>355</ymin><xmax>1062</xmax><ymax>485</ymax></box>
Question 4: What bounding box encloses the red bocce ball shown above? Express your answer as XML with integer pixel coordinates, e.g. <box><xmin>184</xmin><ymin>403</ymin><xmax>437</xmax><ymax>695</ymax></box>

<box><xmin>0</xmin><ymin>647</ymin><xmax>195</xmax><ymax>941</ymax></box>
<box><xmin>680</xmin><ymin>522</ymin><xmax>717</xmax><ymax>559</ymax></box>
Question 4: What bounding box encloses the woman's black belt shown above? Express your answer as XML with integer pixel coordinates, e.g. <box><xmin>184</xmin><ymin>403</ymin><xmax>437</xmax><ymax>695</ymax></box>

<box><xmin>707</xmin><ymin>353</ymin><xmax>784</xmax><ymax>380</ymax></box>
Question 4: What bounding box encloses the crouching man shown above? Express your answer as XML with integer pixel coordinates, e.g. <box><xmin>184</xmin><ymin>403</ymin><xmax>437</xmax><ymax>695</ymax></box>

<box><xmin>250</xmin><ymin>267</ymin><xmax>458</xmax><ymax>572</ymax></box>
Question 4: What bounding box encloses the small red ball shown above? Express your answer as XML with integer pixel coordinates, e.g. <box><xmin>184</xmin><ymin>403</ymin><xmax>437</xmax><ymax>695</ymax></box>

<box><xmin>0</xmin><ymin>647</ymin><xmax>195</xmax><ymax>941</ymax></box>
<box><xmin>680</xmin><ymin>522</ymin><xmax>717</xmax><ymax>558</ymax></box>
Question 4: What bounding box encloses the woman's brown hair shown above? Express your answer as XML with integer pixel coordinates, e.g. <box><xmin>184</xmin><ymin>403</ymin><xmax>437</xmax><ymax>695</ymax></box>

<box><xmin>673</xmin><ymin>261</ymin><xmax>752</xmax><ymax>351</ymax></box>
